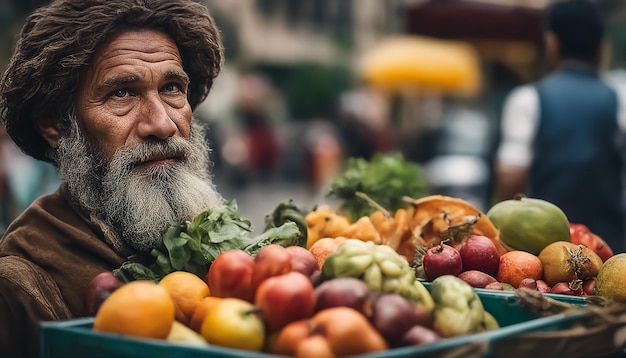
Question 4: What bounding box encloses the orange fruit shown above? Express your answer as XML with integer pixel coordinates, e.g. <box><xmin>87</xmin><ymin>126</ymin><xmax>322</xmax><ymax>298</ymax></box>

<box><xmin>189</xmin><ymin>296</ymin><xmax>223</xmax><ymax>333</ymax></box>
<box><xmin>305</xmin><ymin>207</ymin><xmax>351</xmax><ymax>249</ymax></box>
<box><xmin>309</xmin><ymin>237</ymin><xmax>346</xmax><ymax>270</ymax></box>
<box><xmin>295</xmin><ymin>335</ymin><xmax>334</xmax><ymax>358</ymax></box>
<box><xmin>93</xmin><ymin>280</ymin><xmax>175</xmax><ymax>339</ymax></box>
<box><xmin>339</xmin><ymin>216</ymin><xmax>382</xmax><ymax>244</ymax></box>
<box><xmin>158</xmin><ymin>271</ymin><xmax>210</xmax><ymax>325</ymax></box>
<box><xmin>496</xmin><ymin>250</ymin><xmax>543</xmax><ymax>288</ymax></box>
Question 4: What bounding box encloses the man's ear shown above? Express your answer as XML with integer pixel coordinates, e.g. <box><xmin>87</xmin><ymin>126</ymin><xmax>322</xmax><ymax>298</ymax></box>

<box><xmin>36</xmin><ymin>117</ymin><xmax>62</xmax><ymax>148</ymax></box>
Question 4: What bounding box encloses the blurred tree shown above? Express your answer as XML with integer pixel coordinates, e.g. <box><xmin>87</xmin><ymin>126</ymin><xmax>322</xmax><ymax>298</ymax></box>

<box><xmin>257</xmin><ymin>63</ymin><xmax>353</xmax><ymax>120</ymax></box>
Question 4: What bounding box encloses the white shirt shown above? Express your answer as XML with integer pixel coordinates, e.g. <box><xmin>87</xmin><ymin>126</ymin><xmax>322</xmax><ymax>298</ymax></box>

<box><xmin>496</xmin><ymin>79</ymin><xmax>626</xmax><ymax>168</ymax></box>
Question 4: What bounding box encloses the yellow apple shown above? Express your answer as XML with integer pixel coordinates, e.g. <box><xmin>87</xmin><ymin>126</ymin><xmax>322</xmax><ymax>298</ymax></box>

<box><xmin>200</xmin><ymin>297</ymin><xmax>265</xmax><ymax>351</ymax></box>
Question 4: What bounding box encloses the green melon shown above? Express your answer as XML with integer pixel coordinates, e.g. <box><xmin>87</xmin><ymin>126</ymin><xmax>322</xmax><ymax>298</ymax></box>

<box><xmin>596</xmin><ymin>253</ymin><xmax>626</xmax><ymax>302</ymax></box>
<box><xmin>486</xmin><ymin>197</ymin><xmax>570</xmax><ymax>256</ymax></box>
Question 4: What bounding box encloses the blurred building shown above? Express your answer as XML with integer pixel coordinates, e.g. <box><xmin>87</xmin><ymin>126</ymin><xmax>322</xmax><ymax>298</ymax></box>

<box><xmin>203</xmin><ymin>0</ymin><xmax>407</xmax><ymax>65</ymax></box>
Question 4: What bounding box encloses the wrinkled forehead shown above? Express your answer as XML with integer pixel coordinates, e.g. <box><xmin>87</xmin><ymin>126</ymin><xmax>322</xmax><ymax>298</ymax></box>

<box><xmin>81</xmin><ymin>29</ymin><xmax>185</xmax><ymax>87</ymax></box>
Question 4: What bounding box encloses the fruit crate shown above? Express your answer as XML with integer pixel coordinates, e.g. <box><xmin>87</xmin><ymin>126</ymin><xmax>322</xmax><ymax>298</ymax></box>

<box><xmin>39</xmin><ymin>288</ymin><xmax>626</xmax><ymax>358</ymax></box>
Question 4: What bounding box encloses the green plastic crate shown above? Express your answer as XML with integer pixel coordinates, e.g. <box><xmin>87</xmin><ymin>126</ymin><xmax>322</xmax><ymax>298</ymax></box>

<box><xmin>39</xmin><ymin>289</ymin><xmax>611</xmax><ymax>358</ymax></box>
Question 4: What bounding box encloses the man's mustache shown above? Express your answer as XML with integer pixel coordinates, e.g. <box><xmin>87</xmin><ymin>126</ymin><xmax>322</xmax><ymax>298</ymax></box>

<box><xmin>112</xmin><ymin>137</ymin><xmax>194</xmax><ymax>170</ymax></box>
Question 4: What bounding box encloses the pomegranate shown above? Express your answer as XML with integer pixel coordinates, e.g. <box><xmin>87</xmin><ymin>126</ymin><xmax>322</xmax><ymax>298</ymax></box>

<box><xmin>538</xmin><ymin>241</ymin><xmax>603</xmax><ymax>286</ymax></box>
<box><xmin>458</xmin><ymin>235</ymin><xmax>500</xmax><ymax>277</ymax></box>
<box><xmin>422</xmin><ymin>243</ymin><xmax>462</xmax><ymax>281</ymax></box>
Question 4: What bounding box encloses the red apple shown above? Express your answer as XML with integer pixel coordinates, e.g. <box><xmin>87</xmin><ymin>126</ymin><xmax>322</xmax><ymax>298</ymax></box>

<box><xmin>255</xmin><ymin>271</ymin><xmax>316</xmax><ymax>332</ymax></box>
<box><xmin>251</xmin><ymin>244</ymin><xmax>292</xmax><ymax>293</ymax></box>
<box><xmin>458</xmin><ymin>235</ymin><xmax>500</xmax><ymax>277</ymax></box>
<box><xmin>207</xmin><ymin>249</ymin><xmax>255</xmax><ymax>302</ymax></box>
<box><xmin>84</xmin><ymin>271</ymin><xmax>125</xmax><ymax>316</ymax></box>
<box><xmin>284</xmin><ymin>245</ymin><xmax>318</xmax><ymax>278</ymax></box>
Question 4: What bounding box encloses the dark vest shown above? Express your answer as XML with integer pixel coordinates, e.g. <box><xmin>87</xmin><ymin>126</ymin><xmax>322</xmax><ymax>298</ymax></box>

<box><xmin>530</xmin><ymin>66</ymin><xmax>625</xmax><ymax>252</ymax></box>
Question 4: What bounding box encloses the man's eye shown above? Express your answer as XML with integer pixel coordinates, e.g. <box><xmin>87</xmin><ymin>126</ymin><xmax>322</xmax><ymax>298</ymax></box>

<box><xmin>164</xmin><ymin>83</ymin><xmax>182</xmax><ymax>93</ymax></box>
<box><xmin>113</xmin><ymin>89</ymin><xmax>128</xmax><ymax>98</ymax></box>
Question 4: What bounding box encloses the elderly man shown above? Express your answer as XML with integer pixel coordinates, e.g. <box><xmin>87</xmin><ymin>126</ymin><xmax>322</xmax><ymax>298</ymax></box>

<box><xmin>0</xmin><ymin>1</ymin><xmax>224</xmax><ymax>356</ymax></box>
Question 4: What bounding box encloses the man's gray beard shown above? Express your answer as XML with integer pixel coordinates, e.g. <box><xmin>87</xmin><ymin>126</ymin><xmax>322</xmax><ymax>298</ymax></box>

<box><xmin>55</xmin><ymin>119</ymin><xmax>223</xmax><ymax>253</ymax></box>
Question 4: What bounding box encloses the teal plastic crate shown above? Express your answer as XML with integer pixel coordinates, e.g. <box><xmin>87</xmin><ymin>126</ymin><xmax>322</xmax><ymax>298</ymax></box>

<box><xmin>39</xmin><ymin>288</ymin><xmax>614</xmax><ymax>358</ymax></box>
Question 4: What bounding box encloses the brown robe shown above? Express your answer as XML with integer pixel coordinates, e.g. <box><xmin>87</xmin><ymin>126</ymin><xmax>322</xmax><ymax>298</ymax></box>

<box><xmin>0</xmin><ymin>185</ymin><xmax>147</xmax><ymax>358</ymax></box>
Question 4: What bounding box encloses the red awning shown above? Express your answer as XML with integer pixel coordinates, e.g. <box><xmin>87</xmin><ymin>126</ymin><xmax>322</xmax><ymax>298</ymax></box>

<box><xmin>404</xmin><ymin>0</ymin><xmax>545</xmax><ymax>45</ymax></box>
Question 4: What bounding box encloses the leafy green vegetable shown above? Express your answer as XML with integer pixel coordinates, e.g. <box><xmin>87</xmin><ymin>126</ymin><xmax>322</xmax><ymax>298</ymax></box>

<box><xmin>264</xmin><ymin>199</ymin><xmax>308</xmax><ymax>247</ymax></box>
<box><xmin>113</xmin><ymin>200</ymin><xmax>303</xmax><ymax>282</ymax></box>
<box><xmin>326</xmin><ymin>152</ymin><xmax>430</xmax><ymax>222</ymax></box>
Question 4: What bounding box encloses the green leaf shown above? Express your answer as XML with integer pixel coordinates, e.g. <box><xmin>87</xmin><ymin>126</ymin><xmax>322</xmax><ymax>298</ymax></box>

<box><xmin>327</xmin><ymin>152</ymin><xmax>430</xmax><ymax>221</ymax></box>
<box><xmin>113</xmin><ymin>262</ymin><xmax>161</xmax><ymax>283</ymax></box>
<box><xmin>243</xmin><ymin>221</ymin><xmax>302</xmax><ymax>256</ymax></box>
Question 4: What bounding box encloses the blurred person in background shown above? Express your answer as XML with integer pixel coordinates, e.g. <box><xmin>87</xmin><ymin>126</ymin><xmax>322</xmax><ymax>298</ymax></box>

<box><xmin>494</xmin><ymin>0</ymin><xmax>626</xmax><ymax>253</ymax></box>
<box><xmin>234</xmin><ymin>74</ymin><xmax>281</xmax><ymax>182</ymax></box>
<box><xmin>0</xmin><ymin>1</ymin><xmax>224</xmax><ymax>356</ymax></box>
<box><xmin>336</xmin><ymin>84</ymin><xmax>394</xmax><ymax>160</ymax></box>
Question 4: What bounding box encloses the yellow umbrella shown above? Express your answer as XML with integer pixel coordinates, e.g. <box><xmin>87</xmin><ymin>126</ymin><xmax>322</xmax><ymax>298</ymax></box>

<box><xmin>358</xmin><ymin>36</ymin><xmax>482</xmax><ymax>96</ymax></box>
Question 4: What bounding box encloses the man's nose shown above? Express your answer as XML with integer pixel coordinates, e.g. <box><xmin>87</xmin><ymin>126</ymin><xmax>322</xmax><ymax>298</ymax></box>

<box><xmin>136</xmin><ymin>95</ymin><xmax>177</xmax><ymax>140</ymax></box>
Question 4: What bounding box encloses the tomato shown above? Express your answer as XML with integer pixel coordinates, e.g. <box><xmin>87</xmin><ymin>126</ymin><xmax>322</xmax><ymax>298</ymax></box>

<box><xmin>569</xmin><ymin>223</ymin><xmax>614</xmax><ymax>262</ymax></box>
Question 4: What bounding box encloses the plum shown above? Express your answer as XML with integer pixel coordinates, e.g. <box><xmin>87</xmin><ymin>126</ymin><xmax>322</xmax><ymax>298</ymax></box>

<box><xmin>313</xmin><ymin>277</ymin><xmax>370</xmax><ymax>314</ymax></box>
<box><xmin>284</xmin><ymin>245</ymin><xmax>318</xmax><ymax>278</ymax></box>
<box><xmin>368</xmin><ymin>293</ymin><xmax>432</xmax><ymax>347</ymax></box>
<box><xmin>401</xmin><ymin>325</ymin><xmax>441</xmax><ymax>347</ymax></box>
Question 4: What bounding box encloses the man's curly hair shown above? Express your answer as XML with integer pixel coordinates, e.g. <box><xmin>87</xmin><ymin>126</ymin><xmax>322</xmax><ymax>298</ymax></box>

<box><xmin>0</xmin><ymin>0</ymin><xmax>223</xmax><ymax>164</ymax></box>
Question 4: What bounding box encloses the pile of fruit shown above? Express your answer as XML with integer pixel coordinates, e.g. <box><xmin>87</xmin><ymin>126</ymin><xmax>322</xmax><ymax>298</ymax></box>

<box><xmin>306</xmin><ymin>193</ymin><xmax>623</xmax><ymax>301</ymax></box>
<box><xmin>89</xmin><ymin>241</ymin><xmax>501</xmax><ymax>356</ymax></box>
<box><xmin>86</xmin><ymin>153</ymin><xmax>626</xmax><ymax>356</ymax></box>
